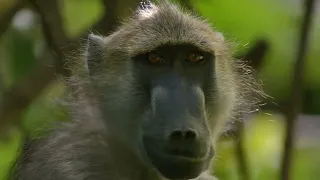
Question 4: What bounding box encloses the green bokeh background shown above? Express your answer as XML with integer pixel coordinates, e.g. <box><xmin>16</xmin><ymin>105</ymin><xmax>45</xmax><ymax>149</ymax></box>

<box><xmin>0</xmin><ymin>0</ymin><xmax>319</xmax><ymax>179</ymax></box>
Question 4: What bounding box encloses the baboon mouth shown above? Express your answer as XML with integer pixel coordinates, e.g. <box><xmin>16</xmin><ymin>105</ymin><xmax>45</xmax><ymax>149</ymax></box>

<box><xmin>145</xmin><ymin>147</ymin><xmax>212</xmax><ymax>179</ymax></box>
<box><xmin>159</xmin><ymin>151</ymin><xmax>208</xmax><ymax>162</ymax></box>
<box><xmin>145</xmin><ymin>144</ymin><xmax>214</xmax><ymax>164</ymax></box>
<box><xmin>143</xmin><ymin>139</ymin><xmax>214</xmax><ymax>179</ymax></box>
<box><xmin>165</xmin><ymin>146</ymin><xmax>207</xmax><ymax>160</ymax></box>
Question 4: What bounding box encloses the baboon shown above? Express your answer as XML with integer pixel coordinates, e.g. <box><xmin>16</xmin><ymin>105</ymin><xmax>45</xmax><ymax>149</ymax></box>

<box><xmin>8</xmin><ymin>1</ymin><xmax>262</xmax><ymax>180</ymax></box>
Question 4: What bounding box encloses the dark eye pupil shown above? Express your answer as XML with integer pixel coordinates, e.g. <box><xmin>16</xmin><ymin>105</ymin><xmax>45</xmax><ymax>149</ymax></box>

<box><xmin>148</xmin><ymin>53</ymin><xmax>163</xmax><ymax>64</ymax></box>
<box><xmin>188</xmin><ymin>53</ymin><xmax>204</xmax><ymax>63</ymax></box>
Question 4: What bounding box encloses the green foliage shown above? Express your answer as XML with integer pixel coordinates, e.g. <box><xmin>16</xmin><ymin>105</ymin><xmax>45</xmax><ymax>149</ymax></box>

<box><xmin>214</xmin><ymin>114</ymin><xmax>320</xmax><ymax>180</ymax></box>
<box><xmin>0</xmin><ymin>133</ymin><xmax>22</xmax><ymax>180</ymax></box>
<box><xmin>61</xmin><ymin>0</ymin><xmax>103</xmax><ymax>37</ymax></box>
<box><xmin>21</xmin><ymin>80</ymin><xmax>69</xmax><ymax>137</ymax></box>
<box><xmin>193</xmin><ymin>0</ymin><xmax>320</xmax><ymax>100</ymax></box>
<box><xmin>7</xmin><ymin>28</ymin><xmax>36</xmax><ymax>82</ymax></box>
<box><xmin>1</xmin><ymin>0</ymin><xmax>320</xmax><ymax>179</ymax></box>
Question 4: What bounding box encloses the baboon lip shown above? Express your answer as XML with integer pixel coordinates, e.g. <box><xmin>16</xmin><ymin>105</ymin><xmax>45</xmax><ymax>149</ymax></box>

<box><xmin>143</xmin><ymin>139</ymin><xmax>213</xmax><ymax>179</ymax></box>
<box><xmin>156</xmin><ymin>151</ymin><xmax>208</xmax><ymax>163</ymax></box>
<box><xmin>145</xmin><ymin>148</ymin><xmax>209</xmax><ymax>179</ymax></box>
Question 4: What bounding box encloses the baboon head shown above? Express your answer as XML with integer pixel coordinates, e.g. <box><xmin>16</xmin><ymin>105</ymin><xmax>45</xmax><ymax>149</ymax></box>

<box><xmin>75</xmin><ymin>1</ymin><xmax>260</xmax><ymax>179</ymax></box>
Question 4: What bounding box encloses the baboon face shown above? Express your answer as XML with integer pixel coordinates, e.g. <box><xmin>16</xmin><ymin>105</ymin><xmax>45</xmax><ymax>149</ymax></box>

<box><xmin>94</xmin><ymin>44</ymin><xmax>217</xmax><ymax>179</ymax></box>
<box><xmin>133</xmin><ymin>44</ymin><xmax>215</xmax><ymax>179</ymax></box>
<box><xmin>86</xmin><ymin>1</ymin><xmax>238</xmax><ymax>179</ymax></box>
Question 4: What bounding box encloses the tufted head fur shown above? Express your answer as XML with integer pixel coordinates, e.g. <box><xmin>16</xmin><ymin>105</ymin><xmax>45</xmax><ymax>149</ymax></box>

<box><xmin>73</xmin><ymin>0</ymin><xmax>262</xmax><ymax>138</ymax></box>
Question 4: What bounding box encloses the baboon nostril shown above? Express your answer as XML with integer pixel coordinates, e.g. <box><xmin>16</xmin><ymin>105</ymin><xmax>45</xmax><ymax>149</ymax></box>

<box><xmin>169</xmin><ymin>129</ymin><xmax>198</xmax><ymax>141</ymax></box>
<box><xmin>169</xmin><ymin>130</ymin><xmax>184</xmax><ymax>140</ymax></box>
<box><xmin>185</xmin><ymin>129</ymin><xmax>197</xmax><ymax>140</ymax></box>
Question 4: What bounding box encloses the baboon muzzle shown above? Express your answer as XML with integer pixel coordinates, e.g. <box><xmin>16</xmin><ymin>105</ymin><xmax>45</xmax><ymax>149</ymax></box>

<box><xmin>142</xmin><ymin>84</ymin><xmax>213</xmax><ymax>179</ymax></box>
<box><xmin>143</xmin><ymin>134</ymin><xmax>214</xmax><ymax>179</ymax></box>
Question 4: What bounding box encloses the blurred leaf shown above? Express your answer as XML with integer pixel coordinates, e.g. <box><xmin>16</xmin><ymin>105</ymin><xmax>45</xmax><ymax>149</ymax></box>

<box><xmin>244</xmin><ymin>114</ymin><xmax>284</xmax><ymax>180</ymax></box>
<box><xmin>22</xmin><ymin>80</ymin><xmax>69</xmax><ymax>137</ymax></box>
<box><xmin>214</xmin><ymin>140</ymin><xmax>240</xmax><ymax>180</ymax></box>
<box><xmin>61</xmin><ymin>0</ymin><xmax>103</xmax><ymax>37</ymax></box>
<box><xmin>0</xmin><ymin>131</ymin><xmax>22</xmax><ymax>180</ymax></box>
<box><xmin>292</xmin><ymin>148</ymin><xmax>320</xmax><ymax>180</ymax></box>
<box><xmin>7</xmin><ymin>28</ymin><xmax>36</xmax><ymax>81</ymax></box>
<box><xmin>215</xmin><ymin>114</ymin><xmax>320</xmax><ymax>180</ymax></box>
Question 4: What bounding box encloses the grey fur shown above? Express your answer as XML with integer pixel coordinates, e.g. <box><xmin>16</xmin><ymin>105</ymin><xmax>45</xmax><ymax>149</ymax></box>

<box><xmin>8</xmin><ymin>1</ymin><xmax>263</xmax><ymax>180</ymax></box>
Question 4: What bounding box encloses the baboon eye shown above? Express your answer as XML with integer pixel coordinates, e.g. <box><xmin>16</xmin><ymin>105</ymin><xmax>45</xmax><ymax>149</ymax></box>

<box><xmin>148</xmin><ymin>53</ymin><xmax>164</xmax><ymax>64</ymax></box>
<box><xmin>186</xmin><ymin>52</ymin><xmax>204</xmax><ymax>64</ymax></box>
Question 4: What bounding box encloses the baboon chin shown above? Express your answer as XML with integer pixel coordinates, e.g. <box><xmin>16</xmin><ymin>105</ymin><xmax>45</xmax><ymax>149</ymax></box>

<box><xmin>9</xmin><ymin>1</ymin><xmax>261</xmax><ymax>180</ymax></box>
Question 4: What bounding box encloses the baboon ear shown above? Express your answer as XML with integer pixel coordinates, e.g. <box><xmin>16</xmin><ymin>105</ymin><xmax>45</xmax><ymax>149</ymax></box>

<box><xmin>85</xmin><ymin>34</ymin><xmax>105</xmax><ymax>75</ymax></box>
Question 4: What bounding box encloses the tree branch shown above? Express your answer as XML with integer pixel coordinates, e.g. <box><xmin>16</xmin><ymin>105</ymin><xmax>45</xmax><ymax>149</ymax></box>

<box><xmin>28</xmin><ymin>0</ymin><xmax>70</xmax><ymax>76</ymax></box>
<box><xmin>100</xmin><ymin>0</ymin><xmax>120</xmax><ymax>34</ymax></box>
<box><xmin>0</xmin><ymin>0</ymin><xmax>134</xmax><ymax>135</ymax></box>
<box><xmin>281</xmin><ymin>0</ymin><xmax>315</xmax><ymax>180</ymax></box>
<box><xmin>0</xmin><ymin>49</ymin><xmax>56</xmax><ymax>135</ymax></box>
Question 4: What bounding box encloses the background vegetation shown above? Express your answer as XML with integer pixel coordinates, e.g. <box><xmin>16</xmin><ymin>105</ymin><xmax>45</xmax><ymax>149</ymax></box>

<box><xmin>0</xmin><ymin>0</ymin><xmax>319</xmax><ymax>180</ymax></box>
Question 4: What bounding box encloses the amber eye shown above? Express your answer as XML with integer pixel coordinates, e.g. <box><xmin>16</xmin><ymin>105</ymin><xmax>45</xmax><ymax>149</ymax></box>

<box><xmin>186</xmin><ymin>53</ymin><xmax>204</xmax><ymax>63</ymax></box>
<box><xmin>148</xmin><ymin>53</ymin><xmax>164</xmax><ymax>64</ymax></box>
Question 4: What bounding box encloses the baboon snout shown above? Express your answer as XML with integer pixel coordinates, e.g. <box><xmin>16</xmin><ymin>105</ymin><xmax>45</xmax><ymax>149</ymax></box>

<box><xmin>144</xmin><ymin>85</ymin><xmax>213</xmax><ymax>179</ymax></box>
<box><xmin>148</xmin><ymin>85</ymin><xmax>210</xmax><ymax>157</ymax></box>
